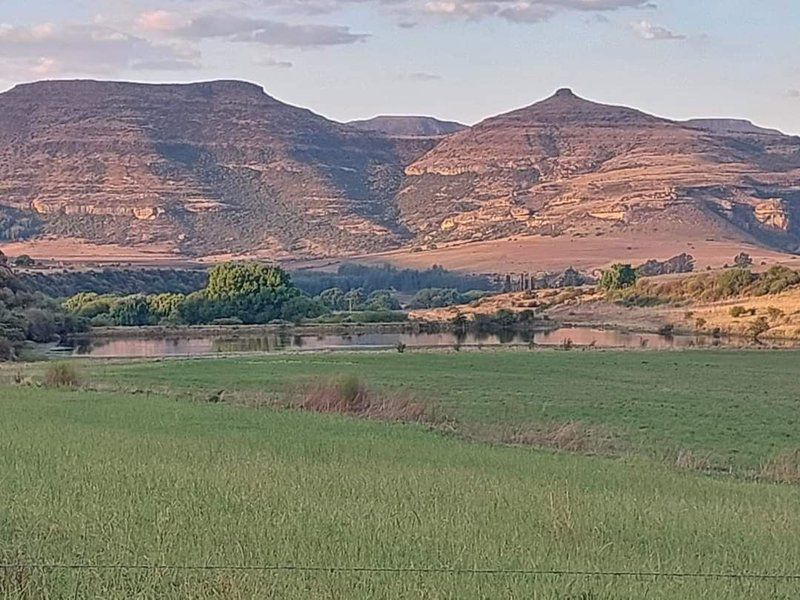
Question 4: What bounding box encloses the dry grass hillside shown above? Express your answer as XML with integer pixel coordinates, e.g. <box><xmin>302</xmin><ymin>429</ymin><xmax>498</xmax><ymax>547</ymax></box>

<box><xmin>413</xmin><ymin>266</ymin><xmax>800</xmax><ymax>341</ymax></box>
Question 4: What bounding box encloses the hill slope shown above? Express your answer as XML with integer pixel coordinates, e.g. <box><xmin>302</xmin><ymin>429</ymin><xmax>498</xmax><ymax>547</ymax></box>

<box><xmin>399</xmin><ymin>88</ymin><xmax>800</xmax><ymax>252</ymax></box>
<box><xmin>0</xmin><ymin>80</ymin><xmax>419</xmax><ymax>258</ymax></box>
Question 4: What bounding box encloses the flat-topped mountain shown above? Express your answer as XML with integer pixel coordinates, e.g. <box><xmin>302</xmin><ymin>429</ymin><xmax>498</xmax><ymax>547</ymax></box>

<box><xmin>2</xmin><ymin>81</ymin><xmax>800</xmax><ymax>267</ymax></box>
<box><xmin>399</xmin><ymin>88</ymin><xmax>800</xmax><ymax>251</ymax></box>
<box><xmin>684</xmin><ymin>118</ymin><xmax>785</xmax><ymax>136</ymax></box>
<box><xmin>348</xmin><ymin>115</ymin><xmax>467</xmax><ymax>137</ymax></box>
<box><xmin>0</xmin><ymin>79</ymin><xmax>420</xmax><ymax>257</ymax></box>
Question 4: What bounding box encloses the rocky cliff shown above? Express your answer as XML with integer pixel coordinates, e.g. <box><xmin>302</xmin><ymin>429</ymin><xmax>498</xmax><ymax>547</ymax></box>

<box><xmin>2</xmin><ymin>82</ymin><xmax>800</xmax><ymax>262</ymax></box>
<box><xmin>398</xmin><ymin>89</ymin><xmax>800</xmax><ymax>251</ymax></box>
<box><xmin>0</xmin><ymin>80</ymin><xmax>421</xmax><ymax>257</ymax></box>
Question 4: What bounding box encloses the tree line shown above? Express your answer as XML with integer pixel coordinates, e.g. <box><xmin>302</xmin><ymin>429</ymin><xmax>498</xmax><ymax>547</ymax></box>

<box><xmin>0</xmin><ymin>252</ymin><xmax>86</xmax><ymax>360</ymax></box>
<box><xmin>60</xmin><ymin>261</ymin><xmax>489</xmax><ymax>328</ymax></box>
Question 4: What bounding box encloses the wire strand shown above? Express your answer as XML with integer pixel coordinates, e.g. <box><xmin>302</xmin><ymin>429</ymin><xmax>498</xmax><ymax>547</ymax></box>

<box><xmin>2</xmin><ymin>563</ymin><xmax>799</xmax><ymax>581</ymax></box>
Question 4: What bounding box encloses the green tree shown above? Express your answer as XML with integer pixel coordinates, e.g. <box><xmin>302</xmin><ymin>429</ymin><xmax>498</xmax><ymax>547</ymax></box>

<box><xmin>147</xmin><ymin>293</ymin><xmax>186</xmax><ymax>319</ymax></box>
<box><xmin>343</xmin><ymin>288</ymin><xmax>366</xmax><ymax>312</ymax></box>
<box><xmin>109</xmin><ymin>295</ymin><xmax>153</xmax><ymax>327</ymax></box>
<box><xmin>317</xmin><ymin>288</ymin><xmax>346</xmax><ymax>311</ymax></box>
<box><xmin>365</xmin><ymin>289</ymin><xmax>401</xmax><ymax>311</ymax></box>
<box><xmin>599</xmin><ymin>264</ymin><xmax>638</xmax><ymax>291</ymax></box>
<box><xmin>206</xmin><ymin>263</ymin><xmax>297</xmax><ymax>323</ymax></box>
<box><xmin>410</xmin><ymin>288</ymin><xmax>465</xmax><ymax>309</ymax></box>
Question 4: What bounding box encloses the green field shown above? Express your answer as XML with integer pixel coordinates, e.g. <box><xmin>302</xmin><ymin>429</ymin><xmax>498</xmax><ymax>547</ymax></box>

<box><xmin>2</xmin><ymin>350</ymin><xmax>800</xmax><ymax>598</ymax></box>
<box><xmin>88</xmin><ymin>349</ymin><xmax>800</xmax><ymax>470</ymax></box>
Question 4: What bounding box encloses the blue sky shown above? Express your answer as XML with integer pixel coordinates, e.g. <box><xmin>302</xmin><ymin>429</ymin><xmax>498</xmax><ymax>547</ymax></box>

<box><xmin>1</xmin><ymin>1</ymin><xmax>798</xmax><ymax>132</ymax></box>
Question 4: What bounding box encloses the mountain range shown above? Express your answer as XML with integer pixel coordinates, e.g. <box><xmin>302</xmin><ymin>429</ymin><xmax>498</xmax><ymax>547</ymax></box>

<box><xmin>1</xmin><ymin>80</ymin><xmax>799</xmax><ymax>268</ymax></box>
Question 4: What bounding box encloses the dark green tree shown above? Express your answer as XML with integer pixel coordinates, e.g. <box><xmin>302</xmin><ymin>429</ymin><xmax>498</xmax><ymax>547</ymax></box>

<box><xmin>599</xmin><ymin>264</ymin><xmax>638</xmax><ymax>291</ymax></box>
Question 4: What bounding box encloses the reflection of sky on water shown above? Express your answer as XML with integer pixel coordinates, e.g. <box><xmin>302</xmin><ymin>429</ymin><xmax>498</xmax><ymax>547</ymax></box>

<box><xmin>56</xmin><ymin>327</ymin><xmax>755</xmax><ymax>359</ymax></box>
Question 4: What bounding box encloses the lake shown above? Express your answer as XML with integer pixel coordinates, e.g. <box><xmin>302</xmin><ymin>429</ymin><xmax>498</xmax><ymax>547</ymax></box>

<box><xmin>50</xmin><ymin>326</ymin><xmax>750</xmax><ymax>358</ymax></box>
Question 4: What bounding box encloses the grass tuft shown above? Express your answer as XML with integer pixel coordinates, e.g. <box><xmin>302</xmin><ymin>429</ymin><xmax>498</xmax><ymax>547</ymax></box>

<box><xmin>42</xmin><ymin>362</ymin><xmax>81</xmax><ymax>389</ymax></box>
<box><xmin>760</xmin><ymin>449</ymin><xmax>800</xmax><ymax>484</ymax></box>
<box><xmin>289</xmin><ymin>375</ymin><xmax>429</xmax><ymax>423</ymax></box>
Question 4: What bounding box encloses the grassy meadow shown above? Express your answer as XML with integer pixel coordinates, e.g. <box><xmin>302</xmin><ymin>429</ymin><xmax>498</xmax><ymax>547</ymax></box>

<box><xmin>86</xmin><ymin>349</ymin><xmax>800</xmax><ymax>470</ymax></box>
<box><xmin>2</xmin><ymin>349</ymin><xmax>800</xmax><ymax>598</ymax></box>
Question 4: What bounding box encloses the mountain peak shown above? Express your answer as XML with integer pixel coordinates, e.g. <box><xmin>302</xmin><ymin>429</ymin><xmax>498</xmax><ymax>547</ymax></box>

<box><xmin>553</xmin><ymin>87</ymin><xmax>578</xmax><ymax>99</ymax></box>
<box><xmin>488</xmin><ymin>88</ymin><xmax>668</xmax><ymax>127</ymax></box>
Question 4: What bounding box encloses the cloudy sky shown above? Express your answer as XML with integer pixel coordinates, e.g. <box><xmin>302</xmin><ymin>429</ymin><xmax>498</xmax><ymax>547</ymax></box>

<box><xmin>1</xmin><ymin>1</ymin><xmax>798</xmax><ymax>132</ymax></box>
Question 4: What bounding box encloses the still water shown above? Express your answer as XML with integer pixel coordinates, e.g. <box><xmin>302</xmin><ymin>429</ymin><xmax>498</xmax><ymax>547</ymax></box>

<box><xmin>53</xmin><ymin>327</ymin><xmax>745</xmax><ymax>359</ymax></box>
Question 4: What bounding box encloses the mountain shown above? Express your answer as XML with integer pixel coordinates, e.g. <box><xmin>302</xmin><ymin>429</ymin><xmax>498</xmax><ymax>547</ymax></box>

<box><xmin>2</xmin><ymin>81</ymin><xmax>800</xmax><ymax>268</ymax></box>
<box><xmin>0</xmin><ymin>80</ymin><xmax>426</xmax><ymax>258</ymax></box>
<box><xmin>348</xmin><ymin>116</ymin><xmax>467</xmax><ymax>137</ymax></box>
<box><xmin>684</xmin><ymin>118</ymin><xmax>785</xmax><ymax>136</ymax></box>
<box><xmin>399</xmin><ymin>88</ymin><xmax>800</xmax><ymax>252</ymax></box>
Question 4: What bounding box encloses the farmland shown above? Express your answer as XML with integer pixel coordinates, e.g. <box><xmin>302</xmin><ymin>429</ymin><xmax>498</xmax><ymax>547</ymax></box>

<box><xmin>2</xmin><ymin>350</ymin><xmax>800</xmax><ymax>598</ymax></box>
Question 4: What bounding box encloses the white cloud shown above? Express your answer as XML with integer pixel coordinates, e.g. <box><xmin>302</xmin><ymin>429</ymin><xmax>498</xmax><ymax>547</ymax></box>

<box><xmin>0</xmin><ymin>22</ymin><xmax>200</xmax><ymax>76</ymax></box>
<box><xmin>142</xmin><ymin>11</ymin><xmax>369</xmax><ymax>47</ymax></box>
<box><xmin>421</xmin><ymin>0</ymin><xmax>652</xmax><ymax>23</ymax></box>
<box><xmin>135</xmin><ymin>10</ymin><xmax>186</xmax><ymax>33</ymax></box>
<box><xmin>630</xmin><ymin>19</ymin><xmax>685</xmax><ymax>40</ymax></box>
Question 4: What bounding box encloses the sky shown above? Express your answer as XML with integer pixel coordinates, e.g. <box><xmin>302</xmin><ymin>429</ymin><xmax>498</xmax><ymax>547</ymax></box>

<box><xmin>0</xmin><ymin>1</ymin><xmax>798</xmax><ymax>133</ymax></box>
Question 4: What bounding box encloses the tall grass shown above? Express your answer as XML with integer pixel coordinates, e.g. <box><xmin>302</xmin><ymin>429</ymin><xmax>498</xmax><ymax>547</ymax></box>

<box><xmin>41</xmin><ymin>362</ymin><xmax>81</xmax><ymax>389</ymax></box>
<box><xmin>289</xmin><ymin>375</ymin><xmax>429</xmax><ymax>423</ymax></box>
<box><xmin>1</xmin><ymin>386</ymin><xmax>800</xmax><ymax>598</ymax></box>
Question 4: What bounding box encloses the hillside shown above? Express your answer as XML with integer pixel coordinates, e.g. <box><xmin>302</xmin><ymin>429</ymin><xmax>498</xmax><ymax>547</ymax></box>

<box><xmin>0</xmin><ymin>80</ymin><xmax>422</xmax><ymax>258</ymax></box>
<box><xmin>399</xmin><ymin>88</ymin><xmax>800</xmax><ymax>252</ymax></box>
<box><xmin>348</xmin><ymin>115</ymin><xmax>467</xmax><ymax>137</ymax></box>
<box><xmin>2</xmin><ymin>82</ymin><xmax>800</xmax><ymax>270</ymax></box>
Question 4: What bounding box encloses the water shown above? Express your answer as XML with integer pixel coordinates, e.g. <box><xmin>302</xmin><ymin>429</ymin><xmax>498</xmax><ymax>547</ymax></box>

<box><xmin>52</xmin><ymin>327</ymin><xmax>742</xmax><ymax>359</ymax></box>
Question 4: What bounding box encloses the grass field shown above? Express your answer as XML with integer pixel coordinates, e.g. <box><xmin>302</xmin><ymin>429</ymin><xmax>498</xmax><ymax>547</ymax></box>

<box><xmin>2</xmin><ymin>350</ymin><xmax>800</xmax><ymax>598</ymax></box>
<box><xmin>85</xmin><ymin>350</ymin><xmax>800</xmax><ymax>470</ymax></box>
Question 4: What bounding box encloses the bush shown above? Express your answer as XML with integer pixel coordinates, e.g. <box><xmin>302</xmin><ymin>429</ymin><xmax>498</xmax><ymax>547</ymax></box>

<box><xmin>749</xmin><ymin>317</ymin><xmax>770</xmax><ymax>341</ymax></box>
<box><xmin>733</xmin><ymin>252</ymin><xmax>753</xmax><ymax>269</ymax></box>
<box><xmin>43</xmin><ymin>362</ymin><xmax>81</xmax><ymax>388</ymax></box>
<box><xmin>730</xmin><ymin>306</ymin><xmax>747</xmax><ymax>318</ymax></box>
<box><xmin>13</xmin><ymin>254</ymin><xmax>35</xmax><ymax>267</ymax></box>
<box><xmin>766</xmin><ymin>306</ymin><xmax>784</xmax><ymax>320</ymax></box>
<box><xmin>717</xmin><ymin>269</ymin><xmax>755</xmax><ymax>297</ymax></box>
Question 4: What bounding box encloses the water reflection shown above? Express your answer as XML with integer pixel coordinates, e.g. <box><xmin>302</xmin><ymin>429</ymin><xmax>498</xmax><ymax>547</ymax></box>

<box><xmin>53</xmin><ymin>326</ymin><xmax>769</xmax><ymax>359</ymax></box>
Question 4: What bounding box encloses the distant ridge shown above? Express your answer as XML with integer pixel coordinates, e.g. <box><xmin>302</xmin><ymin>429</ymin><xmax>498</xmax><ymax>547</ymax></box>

<box><xmin>1</xmin><ymin>81</ymin><xmax>800</xmax><ymax>266</ymax></box>
<box><xmin>684</xmin><ymin>118</ymin><xmax>785</xmax><ymax>136</ymax></box>
<box><xmin>348</xmin><ymin>115</ymin><xmax>467</xmax><ymax>137</ymax></box>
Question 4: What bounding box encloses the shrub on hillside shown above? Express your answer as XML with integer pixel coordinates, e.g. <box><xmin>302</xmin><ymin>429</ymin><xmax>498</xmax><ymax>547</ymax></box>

<box><xmin>730</xmin><ymin>306</ymin><xmax>747</xmax><ymax>318</ymax></box>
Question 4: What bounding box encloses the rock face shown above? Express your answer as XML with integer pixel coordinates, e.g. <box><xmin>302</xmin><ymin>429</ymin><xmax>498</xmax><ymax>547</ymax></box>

<box><xmin>0</xmin><ymin>80</ymin><xmax>420</xmax><ymax>257</ymax></box>
<box><xmin>399</xmin><ymin>88</ymin><xmax>800</xmax><ymax>251</ymax></box>
<box><xmin>2</xmin><ymin>82</ymin><xmax>800</xmax><ymax>261</ymax></box>
<box><xmin>348</xmin><ymin>116</ymin><xmax>467</xmax><ymax>138</ymax></box>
